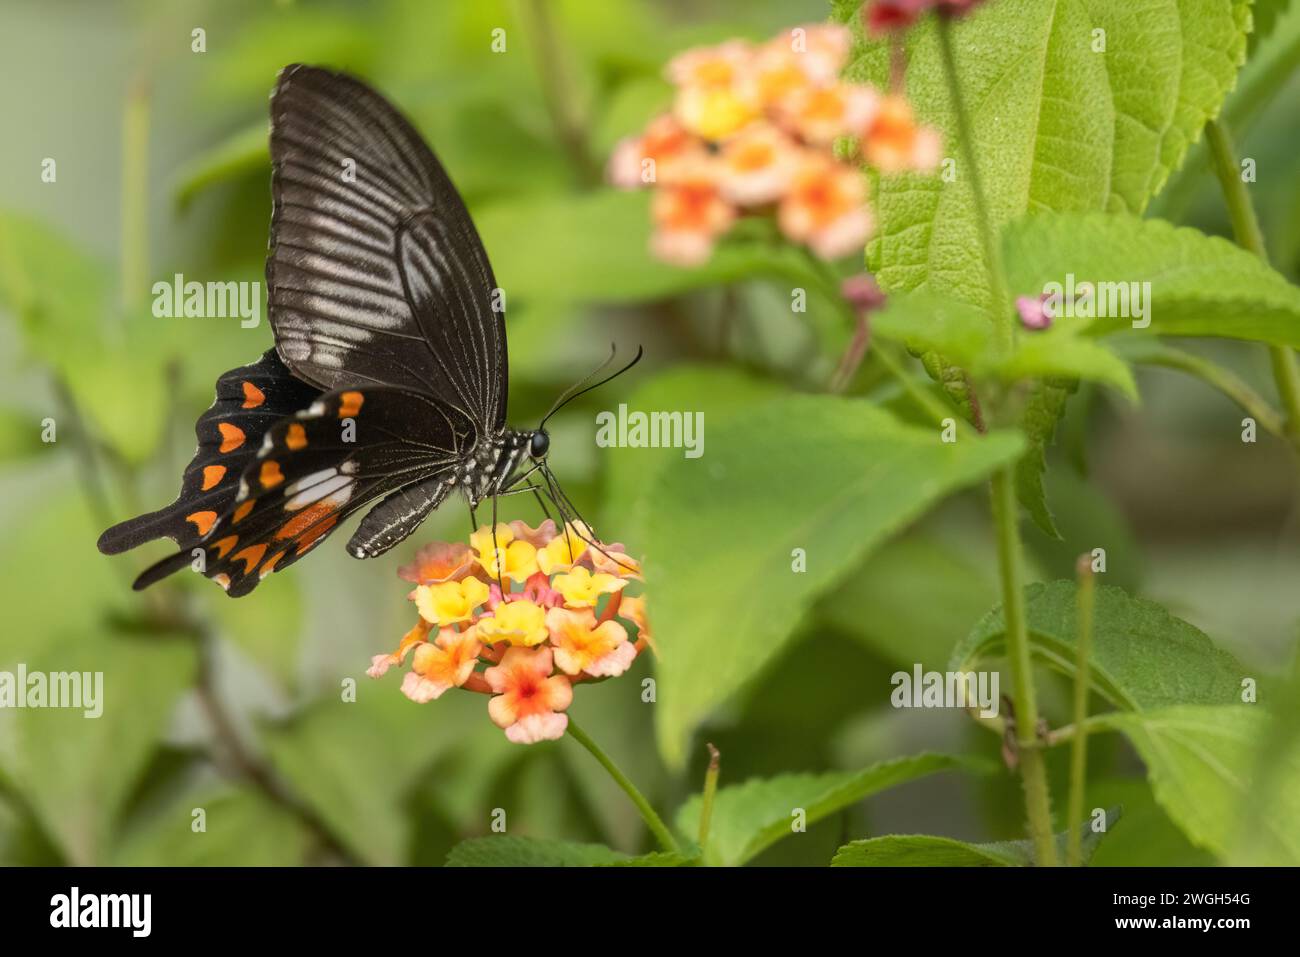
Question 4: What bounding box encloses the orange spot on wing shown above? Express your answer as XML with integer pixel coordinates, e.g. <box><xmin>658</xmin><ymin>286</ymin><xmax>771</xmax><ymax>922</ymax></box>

<box><xmin>218</xmin><ymin>422</ymin><xmax>246</xmax><ymax>452</ymax></box>
<box><xmin>338</xmin><ymin>391</ymin><xmax>364</xmax><ymax>417</ymax></box>
<box><xmin>260</xmin><ymin>550</ymin><xmax>287</xmax><ymax>579</ymax></box>
<box><xmin>233</xmin><ymin>500</ymin><xmax>255</xmax><ymax>524</ymax></box>
<box><xmin>212</xmin><ymin>535</ymin><xmax>239</xmax><ymax>558</ymax></box>
<box><xmin>260</xmin><ymin>460</ymin><xmax>284</xmax><ymax>488</ymax></box>
<box><xmin>285</xmin><ymin>423</ymin><xmax>308</xmax><ymax>450</ymax></box>
<box><xmin>186</xmin><ymin>511</ymin><xmax>218</xmax><ymax>536</ymax></box>
<box><xmin>276</xmin><ymin>500</ymin><xmax>340</xmax><ymax>551</ymax></box>
<box><xmin>241</xmin><ymin>381</ymin><xmax>266</xmax><ymax>409</ymax></box>
<box><xmin>213</xmin><ymin>574</ymin><xmax>232</xmax><ymax>591</ymax></box>
<box><xmin>201</xmin><ymin>465</ymin><xmax>226</xmax><ymax>490</ymax></box>
<box><xmin>297</xmin><ymin>516</ymin><xmax>338</xmax><ymax>553</ymax></box>
<box><xmin>232</xmin><ymin>543</ymin><xmax>268</xmax><ymax>574</ymax></box>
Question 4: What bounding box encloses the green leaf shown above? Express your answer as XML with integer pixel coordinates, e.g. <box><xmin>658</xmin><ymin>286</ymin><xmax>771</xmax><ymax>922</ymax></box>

<box><xmin>1250</xmin><ymin>0</ymin><xmax>1294</xmax><ymax>51</ymax></box>
<box><xmin>993</xmin><ymin>332</ymin><xmax>1137</xmax><ymax>400</ymax></box>
<box><xmin>173</xmin><ymin>123</ymin><xmax>268</xmax><ymax>211</ymax></box>
<box><xmin>1154</xmin><ymin>2</ymin><xmax>1300</xmax><ymax>219</ymax></box>
<box><xmin>0</xmin><ymin>213</ymin><xmax>169</xmax><ymax>462</ymax></box>
<box><xmin>951</xmin><ymin>581</ymin><xmax>1248</xmax><ymax>710</ymax></box>
<box><xmin>871</xmin><ymin>291</ymin><xmax>1137</xmax><ymax>397</ymax></box>
<box><xmin>201</xmin><ymin>573</ymin><xmax>304</xmax><ymax>691</ymax></box>
<box><xmin>604</xmin><ymin>364</ymin><xmax>788</xmax><ymax>542</ymax></box>
<box><xmin>0</xmin><ymin>484</ymin><xmax>127</xmax><ymax>663</ymax></box>
<box><xmin>1022</xmin><ymin>467</ymin><xmax>1146</xmax><ymax>595</ymax></box>
<box><xmin>837</xmin><ymin>0</ymin><xmax>1250</xmax><ymax>306</ymax></box>
<box><xmin>831</xmin><ymin>807</ymin><xmax>1120</xmax><ymax>866</ymax></box>
<box><xmin>446</xmin><ymin>836</ymin><xmax>627</xmax><ymax>867</ymax></box>
<box><xmin>642</xmin><ymin>396</ymin><xmax>1024</xmax><ymax>766</ymax></box>
<box><xmin>475</xmin><ymin>190</ymin><xmax>820</xmax><ymax>307</ymax></box>
<box><xmin>1003</xmin><ymin>212</ymin><xmax>1300</xmax><ymax>346</ymax></box>
<box><xmin>1014</xmin><ymin>379</ymin><xmax>1076</xmax><ymax>538</ymax></box>
<box><xmin>1116</xmin><ymin>338</ymin><xmax>1286</xmax><ymax>437</ymax></box>
<box><xmin>0</xmin><ymin>636</ymin><xmax>196</xmax><ymax>865</ymax></box>
<box><xmin>675</xmin><ymin>753</ymin><xmax>972</xmax><ymax>866</ymax></box>
<box><xmin>870</xmin><ymin>291</ymin><xmax>993</xmax><ymax>367</ymax></box>
<box><xmin>0</xmin><ymin>407</ymin><xmax>47</xmax><ymax>463</ymax></box>
<box><xmin>263</xmin><ymin>687</ymin><xmax>459</xmax><ymax>866</ymax></box>
<box><xmin>818</xmin><ymin>533</ymin><xmax>1000</xmax><ymax>672</ymax></box>
<box><xmin>1096</xmin><ymin>705</ymin><xmax>1299</xmax><ymax>864</ymax></box>
<box><xmin>112</xmin><ymin>787</ymin><xmax>309</xmax><ymax>866</ymax></box>
<box><xmin>1084</xmin><ymin>777</ymin><xmax>1214</xmax><ymax>866</ymax></box>
<box><xmin>604</xmin><ymin>849</ymin><xmax>696</xmax><ymax>867</ymax></box>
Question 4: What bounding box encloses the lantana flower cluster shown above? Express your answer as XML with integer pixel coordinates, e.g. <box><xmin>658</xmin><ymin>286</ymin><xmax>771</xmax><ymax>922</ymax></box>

<box><xmin>608</xmin><ymin>23</ymin><xmax>941</xmax><ymax>266</ymax></box>
<box><xmin>367</xmin><ymin>521</ymin><xmax>648</xmax><ymax>745</ymax></box>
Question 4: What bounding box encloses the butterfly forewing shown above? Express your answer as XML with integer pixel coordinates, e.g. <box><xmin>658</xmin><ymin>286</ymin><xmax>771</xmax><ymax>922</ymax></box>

<box><xmin>268</xmin><ymin>64</ymin><xmax>507</xmax><ymax>433</ymax></box>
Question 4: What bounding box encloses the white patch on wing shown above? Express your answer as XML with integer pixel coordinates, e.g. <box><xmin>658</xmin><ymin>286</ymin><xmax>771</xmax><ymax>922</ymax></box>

<box><xmin>284</xmin><ymin>468</ymin><xmax>353</xmax><ymax>511</ymax></box>
<box><xmin>312</xmin><ymin>350</ymin><xmax>343</xmax><ymax>369</ymax></box>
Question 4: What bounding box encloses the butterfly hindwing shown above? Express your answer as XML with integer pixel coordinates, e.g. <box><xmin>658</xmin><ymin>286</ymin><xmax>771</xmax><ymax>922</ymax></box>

<box><xmin>268</xmin><ymin>63</ymin><xmax>508</xmax><ymax>433</ymax></box>
<box><xmin>140</xmin><ymin>386</ymin><xmax>471</xmax><ymax>597</ymax></box>
<box><xmin>97</xmin><ymin>350</ymin><xmax>320</xmax><ymax>558</ymax></box>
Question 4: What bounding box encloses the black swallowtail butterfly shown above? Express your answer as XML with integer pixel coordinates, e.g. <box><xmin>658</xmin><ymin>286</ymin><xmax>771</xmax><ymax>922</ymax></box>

<box><xmin>98</xmin><ymin>64</ymin><xmax>638</xmax><ymax>598</ymax></box>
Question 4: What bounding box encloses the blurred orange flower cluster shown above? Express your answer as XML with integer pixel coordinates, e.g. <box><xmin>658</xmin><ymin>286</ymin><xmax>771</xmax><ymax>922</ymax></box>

<box><xmin>608</xmin><ymin>24</ymin><xmax>941</xmax><ymax>266</ymax></box>
<box><xmin>367</xmin><ymin>521</ymin><xmax>648</xmax><ymax>744</ymax></box>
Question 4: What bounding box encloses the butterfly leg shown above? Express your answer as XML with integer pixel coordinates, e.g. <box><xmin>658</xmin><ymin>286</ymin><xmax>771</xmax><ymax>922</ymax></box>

<box><xmin>540</xmin><ymin>466</ymin><xmax>638</xmax><ymax>574</ymax></box>
<box><xmin>500</xmin><ymin>464</ymin><xmax>555</xmax><ymax>526</ymax></box>
<box><xmin>489</xmin><ymin>493</ymin><xmax>507</xmax><ymax>596</ymax></box>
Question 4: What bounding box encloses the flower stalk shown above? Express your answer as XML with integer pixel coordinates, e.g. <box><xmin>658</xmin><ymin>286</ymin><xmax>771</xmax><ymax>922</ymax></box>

<box><xmin>566</xmin><ymin>717</ymin><xmax>681</xmax><ymax>854</ymax></box>
<box><xmin>1204</xmin><ymin>118</ymin><xmax>1300</xmax><ymax>450</ymax></box>
<box><xmin>697</xmin><ymin>743</ymin><xmax>722</xmax><ymax>849</ymax></box>
<box><xmin>990</xmin><ymin>469</ymin><xmax>1058</xmax><ymax>865</ymax></box>
<box><xmin>935</xmin><ymin>9</ymin><xmax>1058</xmax><ymax>864</ymax></box>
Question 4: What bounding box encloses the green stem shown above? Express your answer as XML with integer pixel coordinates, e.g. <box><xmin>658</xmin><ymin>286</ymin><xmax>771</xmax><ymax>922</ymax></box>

<box><xmin>1066</xmin><ymin>556</ymin><xmax>1096</xmax><ymax>867</ymax></box>
<box><xmin>120</xmin><ymin>78</ymin><xmax>151</xmax><ymax>318</ymax></box>
<box><xmin>566</xmin><ymin>717</ymin><xmax>680</xmax><ymax>854</ymax></box>
<box><xmin>1121</xmin><ymin>341</ymin><xmax>1286</xmax><ymax>439</ymax></box>
<box><xmin>936</xmin><ymin>16</ymin><xmax>1013</xmax><ymax>353</ymax></box>
<box><xmin>1204</xmin><ymin>118</ymin><xmax>1300</xmax><ymax>448</ymax></box>
<box><xmin>990</xmin><ymin>468</ymin><xmax>1058</xmax><ymax>866</ymax></box>
<box><xmin>937</xmin><ymin>12</ymin><xmax>1057</xmax><ymax>863</ymax></box>
<box><xmin>522</xmin><ymin>0</ymin><xmax>600</xmax><ymax>186</ymax></box>
<box><xmin>873</xmin><ymin>342</ymin><xmax>955</xmax><ymax>426</ymax></box>
<box><xmin>697</xmin><ymin>743</ymin><xmax>721</xmax><ymax>849</ymax></box>
<box><xmin>801</xmin><ymin>249</ymin><xmax>954</xmax><ymax>425</ymax></box>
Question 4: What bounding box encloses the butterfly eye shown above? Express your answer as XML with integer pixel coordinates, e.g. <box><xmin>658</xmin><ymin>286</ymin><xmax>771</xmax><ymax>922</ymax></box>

<box><xmin>530</xmin><ymin>431</ymin><xmax>550</xmax><ymax>459</ymax></box>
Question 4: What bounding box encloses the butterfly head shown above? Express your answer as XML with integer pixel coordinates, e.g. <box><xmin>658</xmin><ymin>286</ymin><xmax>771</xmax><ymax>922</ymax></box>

<box><xmin>528</xmin><ymin>429</ymin><xmax>550</xmax><ymax>461</ymax></box>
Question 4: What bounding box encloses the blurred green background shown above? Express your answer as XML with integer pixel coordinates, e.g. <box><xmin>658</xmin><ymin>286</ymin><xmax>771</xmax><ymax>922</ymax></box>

<box><xmin>0</xmin><ymin>0</ymin><xmax>1297</xmax><ymax>866</ymax></box>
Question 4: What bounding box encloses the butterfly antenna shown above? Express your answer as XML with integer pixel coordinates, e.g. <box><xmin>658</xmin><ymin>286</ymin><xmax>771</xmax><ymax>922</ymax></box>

<box><xmin>539</xmin><ymin>344</ymin><xmax>644</xmax><ymax>430</ymax></box>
